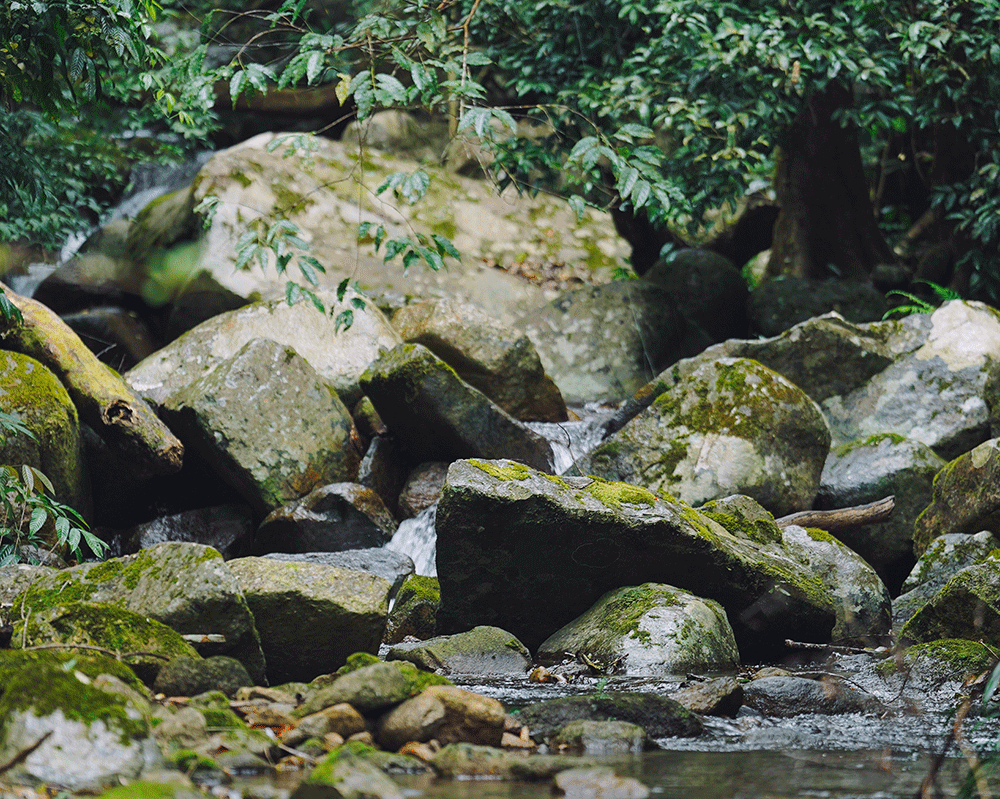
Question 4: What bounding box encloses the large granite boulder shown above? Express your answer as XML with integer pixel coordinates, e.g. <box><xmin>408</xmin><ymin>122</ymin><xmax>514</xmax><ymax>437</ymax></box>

<box><xmin>392</xmin><ymin>297</ymin><xmax>567</xmax><ymax>422</ymax></box>
<box><xmin>577</xmin><ymin>357</ymin><xmax>830</xmax><ymax>517</ymax></box>
<box><xmin>536</xmin><ymin>583</ymin><xmax>740</xmax><ymax>677</ymax></box>
<box><xmin>160</xmin><ymin>338</ymin><xmax>361</xmax><ymax>517</ymax></box>
<box><xmin>227</xmin><ymin>557</ymin><xmax>392</xmax><ymax>684</ymax></box>
<box><xmin>913</xmin><ymin>438</ymin><xmax>1000</xmax><ymax>555</ymax></box>
<box><xmin>748</xmin><ymin>277</ymin><xmax>887</xmax><ymax>337</ymax></box>
<box><xmin>435</xmin><ymin>459</ymin><xmax>836</xmax><ymax>661</ymax></box>
<box><xmin>125</xmin><ymin>288</ymin><xmax>401</xmax><ymax>407</ymax></box>
<box><xmin>517</xmin><ymin>280</ymin><xmax>708</xmax><ymax>404</ymax></box>
<box><xmin>816</xmin><ymin>434</ymin><xmax>946</xmax><ymax>594</ymax></box>
<box><xmin>10</xmin><ymin>542</ymin><xmax>266</xmax><ymax>683</ymax></box>
<box><xmin>360</xmin><ymin>343</ymin><xmax>554</xmax><ymax>472</ymax></box>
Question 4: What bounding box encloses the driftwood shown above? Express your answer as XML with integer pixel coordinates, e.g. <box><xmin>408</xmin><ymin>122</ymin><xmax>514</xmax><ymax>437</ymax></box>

<box><xmin>0</xmin><ymin>285</ymin><xmax>183</xmax><ymax>480</ymax></box>
<box><xmin>774</xmin><ymin>495</ymin><xmax>896</xmax><ymax>531</ymax></box>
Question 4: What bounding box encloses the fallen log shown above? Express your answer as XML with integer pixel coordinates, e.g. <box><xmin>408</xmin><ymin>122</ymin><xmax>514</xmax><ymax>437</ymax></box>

<box><xmin>774</xmin><ymin>495</ymin><xmax>895</xmax><ymax>531</ymax></box>
<box><xmin>0</xmin><ymin>285</ymin><xmax>183</xmax><ymax>480</ymax></box>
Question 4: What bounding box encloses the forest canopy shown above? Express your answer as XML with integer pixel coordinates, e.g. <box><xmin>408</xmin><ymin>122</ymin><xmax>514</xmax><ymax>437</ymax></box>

<box><xmin>2</xmin><ymin>0</ymin><xmax>998</xmax><ymax>300</ymax></box>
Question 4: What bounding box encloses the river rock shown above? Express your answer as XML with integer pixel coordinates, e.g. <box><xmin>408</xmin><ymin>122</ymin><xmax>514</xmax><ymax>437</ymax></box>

<box><xmin>121</xmin><ymin>503</ymin><xmax>254</xmax><ymax>559</ymax></box>
<box><xmin>518</xmin><ymin>280</ymin><xmax>707</xmax><ymax>404</ymax></box>
<box><xmin>778</xmin><ymin>525</ymin><xmax>891</xmax><ymax>646</ymax></box>
<box><xmin>0</xmin><ymin>350</ymin><xmax>90</xmax><ymax>522</ymax></box>
<box><xmin>376</xmin><ymin>691</ymin><xmax>447</xmax><ymax>750</ymax></box>
<box><xmin>748</xmin><ymin>276</ymin><xmax>887</xmax><ymax>337</ymax></box>
<box><xmin>516</xmin><ymin>692</ymin><xmax>702</xmax><ymax>743</ymax></box>
<box><xmin>430</xmin><ymin>742</ymin><xmax>595</xmax><ymax>780</ymax></box>
<box><xmin>265</xmin><ymin>548</ymin><xmax>414</xmax><ymax>598</ymax></box>
<box><xmin>553</xmin><ymin>766</ymin><xmax>651</xmax><ymax>799</ymax></box>
<box><xmin>893</xmin><ymin>532</ymin><xmax>1000</xmax><ymax>626</ymax></box>
<box><xmin>742</xmin><ymin>675</ymin><xmax>882</xmax><ymax>716</ymax></box>
<box><xmin>437</xmin><ymin>460</ymin><xmax>837</xmax><ymax>660</ymax></box>
<box><xmin>0</xmin><ymin>650</ymin><xmax>163</xmax><ymax>792</ymax></box>
<box><xmin>384</xmin><ymin>575</ymin><xmax>440</xmax><ymax>644</ymax></box>
<box><xmin>153</xmin><ymin>655</ymin><xmax>253</xmax><ymax>697</ymax></box>
<box><xmin>357</xmin><ymin>434</ymin><xmax>408</xmax><ymax>519</ymax></box>
<box><xmin>226</xmin><ymin>557</ymin><xmax>391</xmax><ymax>683</ymax></box>
<box><xmin>913</xmin><ymin>438</ymin><xmax>1000</xmax><ymax>555</ymax></box>
<box><xmin>397</xmin><ymin>461</ymin><xmax>449</xmax><ymax>518</ymax></box>
<box><xmin>575</xmin><ymin>357</ymin><xmax>831</xmax><ymax>517</ymax></box>
<box><xmin>899</xmin><ymin>559</ymin><xmax>1000</xmax><ymax>646</ymax></box>
<box><xmin>12</xmin><ymin>542</ymin><xmax>266</xmax><ymax>683</ymax></box>
<box><xmin>253</xmin><ymin>483</ymin><xmax>398</xmax><ymax>555</ymax></box>
<box><xmin>386</xmin><ymin>625</ymin><xmax>532</xmax><ymax>675</ymax></box>
<box><xmin>392</xmin><ymin>297</ymin><xmax>568</xmax><ymax>422</ymax></box>
<box><xmin>359</xmin><ymin>343</ymin><xmax>554</xmax><ymax>472</ymax></box>
<box><xmin>294</xmin><ymin>743</ymin><xmax>405</xmax><ymax>799</ymax></box>
<box><xmin>577</xmin><ymin>358</ymin><xmax>830</xmax><ymax>515</ymax></box>
<box><xmin>821</xmin><ymin>301</ymin><xmax>1000</xmax><ymax>459</ymax></box>
<box><xmin>671</xmin><ymin>677</ymin><xmax>744</xmax><ymax>718</ymax></box>
<box><xmin>297</xmin><ymin>660</ymin><xmax>451</xmax><ymax>716</ymax></box>
<box><xmin>550</xmin><ymin>720</ymin><xmax>653</xmax><ymax>755</ymax></box>
<box><xmin>642</xmin><ymin>248</ymin><xmax>749</xmax><ymax>342</ymax></box>
<box><xmin>160</xmin><ymin>338</ymin><xmax>361</xmax><ymax>517</ymax></box>
<box><xmin>815</xmin><ymin>434</ymin><xmax>946</xmax><ymax>593</ymax></box>
<box><xmin>294</xmin><ymin>702</ymin><xmax>368</xmax><ymax>742</ymax></box>
<box><xmin>12</xmin><ymin>601</ymin><xmax>200</xmax><ymax>687</ymax></box>
<box><xmin>125</xmin><ymin>288</ymin><xmax>401</xmax><ymax>407</ymax></box>
<box><xmin>536</xmin><ymin>584</ymin><xmax>740</xmax><ymax>677</ymax></box>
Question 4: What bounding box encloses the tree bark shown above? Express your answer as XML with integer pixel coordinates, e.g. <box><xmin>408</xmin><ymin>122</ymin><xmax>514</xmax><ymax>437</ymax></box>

<box><xmin>767</xmin><ymin>84</ymin><xmax>896</xmax><ymax>281</ymax></box>
<box><xmin>0</xmin><ymin>285</ymin><xmax>183</xmax><ymax>480</ymax></box>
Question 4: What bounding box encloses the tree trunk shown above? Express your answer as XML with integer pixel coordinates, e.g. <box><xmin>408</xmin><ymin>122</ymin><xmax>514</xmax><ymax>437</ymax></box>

<box><xmin>767</xmin><ymin>84</ymin><xmax>896</xmax><ymax>281</ymax></box>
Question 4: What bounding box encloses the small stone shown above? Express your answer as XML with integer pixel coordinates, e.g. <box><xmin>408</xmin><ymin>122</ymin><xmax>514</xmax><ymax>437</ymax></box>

<box><xmin>553</xmin><ymin>766</ymin><xmax>651</xmax><ymax>798</ymax></box>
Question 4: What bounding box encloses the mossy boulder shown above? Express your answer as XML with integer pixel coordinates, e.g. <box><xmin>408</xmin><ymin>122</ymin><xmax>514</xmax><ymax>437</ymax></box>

<box><xmin>913</xmin><ymin>438</ymin><xmax>1000</xmax><ymax>555</ymax></box>
<box><xmin>436</xmin><ymin>459</ymin><xmax>836</xmax><ymax>662</ymax></box>
<box><xmin>893</xmin><ymin>532</ymin><xmax>1000</xmax><ymax>626</ymax></box>
<box><xmin>12</xmin><ymin>542</ymin><xmax>266</xmax><ymax>683</ymax></box>
<box><xmin>386</xmin><ymin>625</ymin><xmax>532</xmax><ymax>675</ymax></box>
<box><xmin>392</xmin><ymin>297</ymin><xmax>568</xmax><ymax>422</ymax></box>
<box><xmin>153</xmin><ymin>656</ymin><xmax>253</xmax><ymax>697</ymax></box>
<box><xmin>359</xmin><ymin>343</ymin><xmax>554</xmax><ymax>471</ymax></box>
<box><xmin>160</xmin><ymin>337</ymin><xmax>360</xmax><ymax>517</ymax></box>
<box><xmin>0</xmin><ymin>650</ymin><xmax>162</xmax><ymax>791</ymax></box>
<box><xmin>297</xmin><ymin>659</ymin><xmax>452</xmax><ymax>716</ymax></box>
<box><xmin>576</xmin><ymin>357</ymin><xmax>830</xmax><ymax>517</ymax></box>
<box><xmin>899</xmin><ymin>559</ymin><xmax>1000</xmax><ymax>647</ymax></box>
<box><xmin>878</xmin><ymin>639</ymin><xmax>995</xmax><ymax>685</ymax></box>
<box><xmin>11</xmin><ymin>600</ymin><xmax>200</xmax><ymax>686</ymax></box>
<box><xmin>0</xmin><ymin>350</ymin><xmax>90</xmax><ymax>520</ymax></box>
<box><xmin>536</xmin><ymin>583</ymin><xmax>740</xmax><ymax>677</ymax></box>
<box><xmin>384</xmin><ymin>574</ymin><xmax>439</xmax><ymax>644</ymax></box>
<box><xmin>294</xmin><ymin>742</ymin><xmax>404</xmax><ymax>799</ymax></box>
<box><xmin>226</xmin><ymin>556</ymin><xmax>392</xmax><ymax>683</ymax></box>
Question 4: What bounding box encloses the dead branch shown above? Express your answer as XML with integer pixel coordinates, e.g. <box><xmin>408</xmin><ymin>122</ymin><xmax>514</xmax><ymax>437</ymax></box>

<box><xmin>775</xmin><ymin>496</ymin><xmax>895</xmax><ymax>531</ymax></box>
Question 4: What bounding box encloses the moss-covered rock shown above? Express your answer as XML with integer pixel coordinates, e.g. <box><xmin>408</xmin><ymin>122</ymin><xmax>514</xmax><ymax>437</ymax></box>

<box><xmin>12</xmin><ymin>542</ymin><xmax>266</xmax><ymax>683</ymax></box>
<box><xmin>576</xmin><ymin>357</ymin><xmax>830</xmax><ymax>517</ymax></box>
<box><xmin>899</xmin><ymin>560</ymin><xmax>1000</xmax><ymax>647</ymax></box>
<box><xmin>386</xmin><ymin>625</ymin><xmax>531</xmax><ymax>675</ymax></box>
<box><xmin>437</xmin><ymin>459</ymin><xmax>836</xmax><ymax>662</ymax></box>
<box><xmin>913</xmin><ymin>438</ymin><xmax>1000</xmax><ymax>555</ymax></box>
<box><xmin>12</xmin><ymin>601</ymin><xmax>200</xmax><ymax>686</ymax></box>
<box><xmin>536</xmin><ymin>583</ymin><xmax>740</xmax><ymax>677</ymax></box>
<box><xmin>0</xmin><ymin>350</ymin><xmax>90</xmax><ymax>523</ymax></box>
<box><xmin>297</xmin><ymin>659</ymin><xmax>452</xmax><ymax>716</ymax></box>
<box><xmin>384</xmin><ymin>574</ymin><xmax>439</xmax><ymax>644</ymax></box>
<box><xmin>0</xmin><ymin>650</ymin><xmax>162</xmax><ymax>791</ymax></box>
<box><xmin>295</xmin><ymin>741</ymin><xmax>404</xmax><ymax>799</ymax></box>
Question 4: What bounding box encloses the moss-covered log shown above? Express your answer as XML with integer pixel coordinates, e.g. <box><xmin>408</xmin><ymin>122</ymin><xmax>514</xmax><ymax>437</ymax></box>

<box><xmin>0</xmin><ymin>285</ymin><xmax>183</xmax><ymax>479</ymax></box>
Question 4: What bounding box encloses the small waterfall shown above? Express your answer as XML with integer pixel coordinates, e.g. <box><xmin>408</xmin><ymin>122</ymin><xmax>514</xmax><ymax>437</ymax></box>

<box><xmin>385</xmin><ymin>504</ymin><xmax>438</xmax><ymax>576</ymax></box>
<box><xmin>382</xmin><ymin>405</ymin><xmax>617</xmax><ymax>575</ymax></box>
